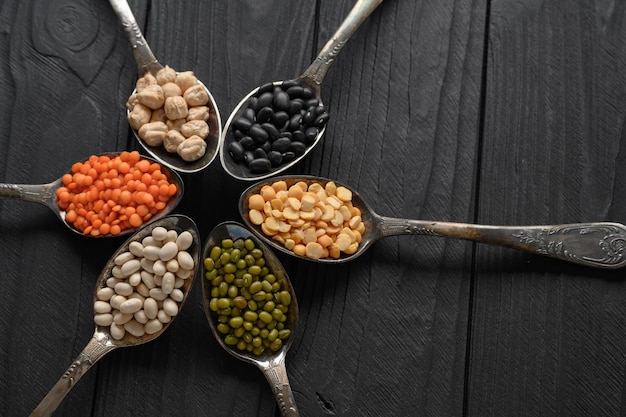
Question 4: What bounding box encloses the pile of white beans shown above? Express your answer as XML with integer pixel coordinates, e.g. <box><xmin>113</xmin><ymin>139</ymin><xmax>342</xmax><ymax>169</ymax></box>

<box><xmin>93</xmin><ymin>226</ymin><xmax>195</xmax><ymax>340</ymax></box>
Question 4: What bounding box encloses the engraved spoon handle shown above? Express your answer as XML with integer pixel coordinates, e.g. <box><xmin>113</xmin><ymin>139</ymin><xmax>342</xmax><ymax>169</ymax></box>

<box><xmin>29</xmin><ymin>332</ymin><xmax>116</xmax><ymax>417</ymax></box>
<box><xmin>377</xmin><ymin>217</ymin><xmax>626</xmax><ymax>269</ymax></box>
<box><xmin>299</xmin><ymin>0</ymin><xmax>383</xmax><ymax>86</ymax></box>
<box><xmin>0</xmin><ymin>181</ymin><xmax>59</xmax><ymax>208</ymax></box>
<box><xmin>260</xmin><ymin>358</ymin><xmax>299</xmax><ymax>417</ymax></box>
<box><xmin>108</xmin><ymin>0</ymin><xmax>163</xmax><ymax>75</ymax></box>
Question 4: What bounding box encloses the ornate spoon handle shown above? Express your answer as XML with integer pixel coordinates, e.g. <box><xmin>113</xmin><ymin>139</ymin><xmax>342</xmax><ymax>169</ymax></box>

<box><xmin>378</xmin><ymin>218</ymin><xmax>626</xmax><ymax>269</ymax></box>
<box><xmin>260</xmin><ymin>357</ymin><xmax>299</xmax><ymax>417</ymax></box>
<box><xmin>29</xmin><ymin>331</ymin><xmax>116</xmax><ymax>417</ymax></box>
<box><xmin>299</xmin><ymin>0</ymin><xmax>383</xmax><ymax>86</ymax></box>
<box><xmin>108</xmin><ymin>0</ymin><xmax>162</xmax><ymax>75</ymax></box>
<box><xmin>0</xmin><ymin>180</ymin><xmax>59</xmax><ymax>207</ymax></box>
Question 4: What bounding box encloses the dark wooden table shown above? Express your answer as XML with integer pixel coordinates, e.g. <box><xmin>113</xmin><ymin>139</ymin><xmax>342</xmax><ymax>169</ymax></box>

<box><xmin>2</xmin><ymin>0</ymin><xmax>626</xmax><ymax>416</ymax></box>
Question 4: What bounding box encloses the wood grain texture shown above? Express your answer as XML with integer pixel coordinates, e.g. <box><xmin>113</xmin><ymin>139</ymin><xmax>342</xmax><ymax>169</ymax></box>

<box><xmin>470</xmin><ymin>1</ymin><xmax>626</xmax><ymax>416</ymax></box>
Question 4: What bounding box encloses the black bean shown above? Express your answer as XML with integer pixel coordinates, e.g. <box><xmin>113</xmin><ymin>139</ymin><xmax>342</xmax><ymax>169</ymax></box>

<box><xmin>261</xmin><ymin>140</ymin><xmax>272</xmax><ymax>152</ymax></box>
<box><xmin>281</xmin><ymin>152</ymin><xmax>296</xmax><ymax>163</ymax></box>
<box><xmin>303</xmin><ymin>107</ymin><xmax>317</xmax><ymax>125</ymax></box>
<box><xmin>271</xmin><ymin>137</ymin><xmax>292</xmax><ymax>153</ymax></box>
<box><xmin>267</xmin><ymin>151</ymin><xmax>283</xmax><ymax>166</ymax></box>
<box><xmin>292</xmin><ymin>130</ymin><xmax>306</xmax><ymax>143</ymax></box>
<box><xmin>261</xmin><ymin>123</ymin><xmax>280</xmax><ymax>140</ymax></box>
<box><xmin>272</xmin><ymin>111</ymin><xmax>290</xmax><ymax>127</ymax></box>
<box><xmin>239</xmin><ymin>136</ymin><xmax>255</xmax><ymax>151</ymax></box>
<box><xmin>249</xmin><ymin>124</ymin><xmax>269</xmax><ymax>144</ymax></box>
<box><xmin>247</xmin><ymin>97</ymin><xmax>258</xmax><ymax>111</ymax></box>
<box><xmin>279</xmin><ymin>131</ymin><xmax>292</xmax><ymax>140</ymax></box>
<box><xmin>258</xmin><ymin>82</ymin><xmax>275</xmax><ymax>94</ymax></box>
<box><xmin>243</xmin><ymin>108</ymin><xmax>256</xmax><ymax>121</ymax></box>
<box><xmin>254</xmin><ymin>148</ymin><xmax>268</xmax><ymax>159</ymax></box>
<box><xmin>257</xmin><ymin>92</ymin><xmax>274</xmax><ymax>109</ymax></box>
<box><xmin>281</xmin><ymin>80</ymin><xmax>299</xmax><ymax>89</ymax></box>
<box><xmin>304</xmin><ymin>127</ymin><xmax>319</xmax><ymax>143</ymax></box>
<box><xmin>314</xmin><ymin>112</ymin><xmax>330</xmax><ymax>127</ymax></box>
<box><xmin>234</xmin><ymin>130</ymin><xmax>245</xmax><ymax>140</ymax></box>
<box><xmin>249</xmin><ymin>158</ymin><xmax>272</xmax><ymax>173</ymax></box>
<box><xmin>287</xmin><ymin>114</ymin><xmax>302</xmax><ymax>130</ymax></box>
<box><xmin>233</xmin><ymin>117</ymin><xmax>253</xmax><ymax>132</ymax></box>
<box><xmin>244</xmin><ymin>151</ymin><xmax>255</xmax><ymax>165</ymax></box>
<box><xmin>304</xmin><ymin>98</ymin><xmax>319</xmax><ymax>108</ymax></box>
<box><xmin>288</xmin><ymin>99</ymin><xmax>304</xmax><ymax>115</ymax></box>
<box><xmin>256</xmin><ymin>106</ymin><xmax>273</xmax><ymax>123</ymax></box>
<box><xmin>302</xmin><ymin>87</ymin><xmax>314</xmax><ymax>99</ymax></box>
<box><xmin>286</xmin><ymin>85</ymin><xmax>304</xmax><ymax>99</ymax></box>
<box><xmin>273</xmin><ymin>91</ymin><xmax>290</xmax><ymax>111</ymax></box>
<box><xmin>289</xmin><ymin>141</ymin><xmax>307</xmax><ymax>155</ymax></box>
<box><xmin>228</xmin><ymin>141</ymin><xmax>245</xmax><ymax>162</ymax></box>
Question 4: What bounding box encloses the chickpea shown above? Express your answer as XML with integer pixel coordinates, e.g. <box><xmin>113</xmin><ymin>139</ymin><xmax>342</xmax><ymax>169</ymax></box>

<box><xmin>164</xmin><ymin>96</ymin><xmax>188</xmax><ymax>120</ymax></box>
<box><xmin>186</xmin><ymin>106</ymin><xmax>210</xmax><ymax>122</ymax></box>
<box><xmin>136</xmin><ymin>84</ymin><xmax>165</xmax><ymax>110</ymax></box>
<box><xmin>177</xmin><ymin>135</ymin><xmax>207</xmax><ymax>161</ymax></box>
<box><xmin>181</xmin><ymin>120</ymin><xmax>209</xmax><ymax>139</ymax></box>
<box><xmin>149</xmin><ymin>107</ymin><xmax>168</xmax><ymax>123</ymax></box>
<box><xmin>155</xmin><ymin>65</ymin><xmax>176</xmax><ymax>85</ymax></box>
<box><xmin>161</xmin><ymin>82</ymin><xmax>182</xmax><ymax>99</ymax></box>
<box><xmin>128</xmin><ymin>103</ymin><xmax>152</xmax><ymax>131</ymax></box>
<box><xmin>183</xmin><ymin>84</ymin><xmax>209</xmax><ymax>107</ymax></box>
<box><xmin>163</xmin><ymin>130</ymin><xmax>186</xmax><ymax>153</ymax></box>
<box><xmin>175</xmin><ymin>71</ymin><xmax>198</xmax><ymax>94</ymax></box>
<box><xmin>138</xmin><ymin>121</ymin><xmax>168</xmax><ymax>144</ymax></box>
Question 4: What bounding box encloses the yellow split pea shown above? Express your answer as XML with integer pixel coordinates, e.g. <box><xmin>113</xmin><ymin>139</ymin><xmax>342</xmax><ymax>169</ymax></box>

<box><xmin>247</xmin><ymin>180</ymin><xmax>366</xmax><ymax>260</ymax></box>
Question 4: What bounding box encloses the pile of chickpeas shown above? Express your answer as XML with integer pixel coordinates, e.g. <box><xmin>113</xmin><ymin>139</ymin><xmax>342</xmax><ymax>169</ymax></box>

<box><xmin>204</xmin><ymin>237</ymin><xmax>293</xmax><ymax>356</ymax></box>
<box><xmin>93</xmin><ymin>226</ymin><xmax>195</xmax><ymax>339</ymax></box>
<box><xmin>127</xmin><ymin>66</ymin><xmax>212</xmax><ymax>162</ymax></box>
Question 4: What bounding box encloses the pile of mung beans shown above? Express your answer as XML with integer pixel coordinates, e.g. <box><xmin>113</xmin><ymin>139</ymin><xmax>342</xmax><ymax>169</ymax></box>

<box><xmin>204</xmin><ymin>237</ymin><xmax>292</xmax><ymax>356</ymax></box>
<box><xmin>93</xmin><ymin>225</ymin><xmax>195</xmax><ymax>339</ymax></box>
<box><xmin>227</xmin><ymin>81</ymin><xmax>329</xmax><ymax>174</ymax></box>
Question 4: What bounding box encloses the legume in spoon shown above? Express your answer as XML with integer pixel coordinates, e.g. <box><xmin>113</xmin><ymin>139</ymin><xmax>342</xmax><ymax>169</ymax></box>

<box><xmin>220</xmin><ymin>0</ymin><xmax>383</xmax><ymax>181</ymax></box>
<box><xmin>109</xmin><ymin>0</ymin><xmax>222</xmax><ymax>173</ymax></box>
<box><xmin>239</xmin><ymin>175</ymin><xmax>626</xmax><ymax>268</ymax></box>
<box><xmin>201</xmin><ymin>221</ymin><xmax>300</xmax><ymax>416</ymax></box>
<box><xmin>28</xmin><ymin>214</ymin><xmax>200</xmax><ymax>417</ymax></box>
<box><xmin>0</xmin><ymin>151</ymin><xmax>184</xmax><ymax>237</ymax></box>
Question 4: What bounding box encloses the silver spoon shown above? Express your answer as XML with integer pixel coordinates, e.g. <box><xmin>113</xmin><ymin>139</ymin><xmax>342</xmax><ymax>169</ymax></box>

<box><xmin>0</xmin><ymin>152</ymin><xmax>184</xmax><ymax>238</ymax></box>
<box><xmin>219</xmin><ymin>0</ymin><xmax>383</xmax><ymax>181</ymax></box>
<box><xmin>201</xmin><ymin>221</ymin><xmax>300</xmax><ymax>416</ymax></box>
<box><xmin>239</xmin><ymin>175</ymin><xmax>626</xmax><ymax>269</ymax></box>
<box><xmin>109</xmin><ymin>0</ymin><xmax>222</xmax><ymax>174</ymax></box>
<box><xmin>29</xmin><ymin>214</ymin><xmax>200</xmax><ymax>417</ymax></box>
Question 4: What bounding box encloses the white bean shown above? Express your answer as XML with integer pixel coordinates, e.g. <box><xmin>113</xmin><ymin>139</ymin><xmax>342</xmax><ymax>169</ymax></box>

<box><xmin>134</xmin><ymin>310</ymin><xmax>148</xmax><ymax>324</ymax></box>
<box><xmin>162</xmin><ymin>298</ymin><xmax>179</xmax><ymax>317</ymax></box>
<box><xmin>164</xmin><ymin>230</ymin><xmax>178</xmax><ymax>243</ymax></box>
<box><xmin>94</xmin><ymin>313</ymin><xmax>113</xmax><ymax>326</ymax></box>
<box><xmin>166</xmin><ymin>259</ymin><xmax>179</xmax><ymax>273</ymax></box>
<box><xmin>159</xmin><ymin>241</ymin><xmax>179</xmax><ymax>261</ymax></box>
<box><xmin>153</xmin><ymin>260</ymin><xmax>167</xmax><ymax>276</ymax></box>
<box><xmin>157</xmin><ymin>309</ymin><xmax>171</xmax><ymax>323</ymax></box>
<box><xmin>141</xmin><ymin>271</ymin><xmax>156</xmax><ymax>289</ymax></box>
<box><xmin>177</xmin><ymin>251</ymin><xmax>195</xmax><ymax>270</ymax></box>
<box><xmin>142</xmin><ymin>245</ymin><xmax>161</xmax><ymax>261</ymax></box>
<box><xmin>94</xmin><ymin>301</ymin><xmax>112</xmax><ymax>314</ymax></box>
<box><xmin>121</xmin><ymin>259</ymin><xmax>141</xmax><ymax>276</ymax></box>
<box><xmin>176</xmin><ymin>268</ymin><xmax>191</xmax><ymax>280</ymax></box>
<box><xmin>174</xmin><ymin>277</ymin><xmax>185</xmax><ymax>288</ymax></box>
<box><xmin>129</xmin><ymin>272</ymin><xmax>142</xmax><ymax>287</ymax></box>
<box><xmin>119</xmin><ymin>298</ymin><xmax>143</xmax><ymax>314</ymax></box>
<box><xmin>136</xmin><ymin>283</ymin><xmax>150</xmax><ymax>298</ymax></box>
<box><xmin>113</xmin><ymin>311</ymin><xmax>133</xmax><ymax>325</ymax></box>
<box><xmin>111</xmin><ymin>266</ymin><xmax>125</xmax><ymax>279</ymax></box>
<box><xmin>151</xmin><ymin>226</ymin><xmax>168</xmax><ymax>241</ymax></box>
<box><xmin>96</xmin><ymin>287</ymin><xmax>114</xmax><ymax>301</ymax></box>
<box><xmin>140</xmin><ymin>258</ymin><xmax>154</xmax><ymax>273</ymax></box>
<box><xmin>114</xmin><ymin>282</ymin><xmax>134</xmax><ymax>296</ymax></box>
<box><xmin>110</xmin><ymin>322</ymin><xmax>125</xmax><ymax>340</ymax></box>
<box><xmin>114</xmin><ymin>251</ymin><xmax>134</xmax><ymax>266</ymax></box>
<box><xmin>144</xmin><ymin>297</ymin><xmax>158</xmax><ymax>319</ymax></box>
<box><xmin>176</xmin><ymin>231</ymin><xmax>193</xmax><ymax>250</ymax></box>
<box><xmin>144</xmin><ymin>319</ymin><xmax>164</xmax><ymax>335</ymax></box>
<box><xmin>129</xmin><ymin>241</ymin><xmax>144</xmax><ymax>257</ymax></box>
<box><xmin>124</xmin><ymin>320</ymin><xmax>145</xmax><ymax>337</ymax></box>
<box><xmin>161</xmin><ymin>272</ymin><xmax>176</xmax><ymax>294</ymax></box>
<box><xmin>110</xmin><ymin>295</ymin><xmax>127</xmax><ymax>310</ymax></box>
<box><xmin>170</xmin><ymin>288</ymin><xmax>184</xmax><ymax>302</ymax></box>
<box><xmin>149</xmin><ymin>288</ymin><xmax>168</xmax><ymax>301</ymax></box>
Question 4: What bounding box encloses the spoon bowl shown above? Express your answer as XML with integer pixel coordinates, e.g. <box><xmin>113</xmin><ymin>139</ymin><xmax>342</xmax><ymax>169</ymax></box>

<box><xmin>0</xmin><ymin>152</ymin><xmax>184</xmax><ymax>238</ymax></box>
<box><xmin>109</xmin><ymin>0</ymin><xmax>222</xmax><ymax>173</ymax></box>
<box><xmin>201</xmin><ymin>221</ymin><xmax>300</xmax><ymax>416</ymax></box>
<box><xmin>240</xmin><ymin>175</ymin><xmax>626</xmax><ymax>269</ymax></box>
<box><xmin>219</xmin><ymin>0</ymin><xmax>383</xmax><ymax>181</ymax></box>
<box><xmin>29</xmin><ymin>214</ymin><xmax>201</xmax><ymax>417</ymax></box>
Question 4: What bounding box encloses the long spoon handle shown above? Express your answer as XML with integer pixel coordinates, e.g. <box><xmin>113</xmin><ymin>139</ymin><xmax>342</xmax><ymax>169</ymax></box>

<box><xmin>299</xmin><ymin>0</ymin><xmax>383</xmax><ymax>86</ymax></box>
<box><xmin>378</xmin><ymin>217</ymin><xmax>626</xmax><ymax>269</ymax></box>
<box><xmin>0</xmin><ymin>181</ymin><xmax>58</xmax><ymax>206</ymax></box>
<box><xmin>29</xmin><ymin>332</ymin><xmax>116</xmax><ymax>417</ymax></box>
<box><xmin>260</xmin><ymin>358</ymin><xmax>300</xmax><ymax>417</ymax></box>
<box><xmin>108</xmin><ymin>0</ymin><xmax>162</xmax><ymax>75</ymax></box>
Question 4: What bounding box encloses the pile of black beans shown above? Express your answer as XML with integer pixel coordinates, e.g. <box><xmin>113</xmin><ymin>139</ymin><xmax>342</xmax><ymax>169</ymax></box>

<box><xmin>227</xmin><ymin>80</ymin><xmax>329</xmax><ymax>174</ymax></box>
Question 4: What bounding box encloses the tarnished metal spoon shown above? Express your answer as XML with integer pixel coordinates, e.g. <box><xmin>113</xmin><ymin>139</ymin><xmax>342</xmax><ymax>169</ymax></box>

<box><xmin>0</xmin><ymin>152</ymin><xmax>184</xmax><ymax>238</ymax></box>
<box><xmin>239</xmin><ymin>175</ymin><xmax>626</xmax><ymax>269</ymax></box>
<box><xmin>109</xmin><ymin>0</ymin><xmax>222</xmax><ymax>173</ymax></box>
<box><xmin>28</xmin><ymin>214</ymin><xmax>200</xmax><ymax>417</ymax></box>
<box><xmin>201</xmin><ymin>221</ymin><xmax>300</xmax><ymax>416</ymax></box>
<box><xmin>219</xmin><ymin>0</ymin><xmax>383</xmax><ymax>181</ymax></box>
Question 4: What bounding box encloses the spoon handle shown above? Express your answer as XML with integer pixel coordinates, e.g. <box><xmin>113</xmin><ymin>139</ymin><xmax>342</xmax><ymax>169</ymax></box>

<box><xmin>0</xmin><ymin>181</ymin><xmax>58</xmax><ymax>207</ymax></box>
<box><xmin>29</xmin><ymin>331</ymin><xmax>116</xmax><ymax>417</ymax></box>
<box><xmin>299</xmin><ymin>0</ymin><xmax>383</xmax><ymax>86</ymax></box>
<box><xmin>260</xmin><ymin>358</ymin><xmax>300</xmax><ymax>417</ymax></box>
<box><xmin>378</xmin><ymin>217</ymin><xmax>626</xmax><ymax>269</ymax></box>
<box><xmin>108</xmin><ymin>0</ymin><xmax>163</xmax><ymax>76</ymax></box>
